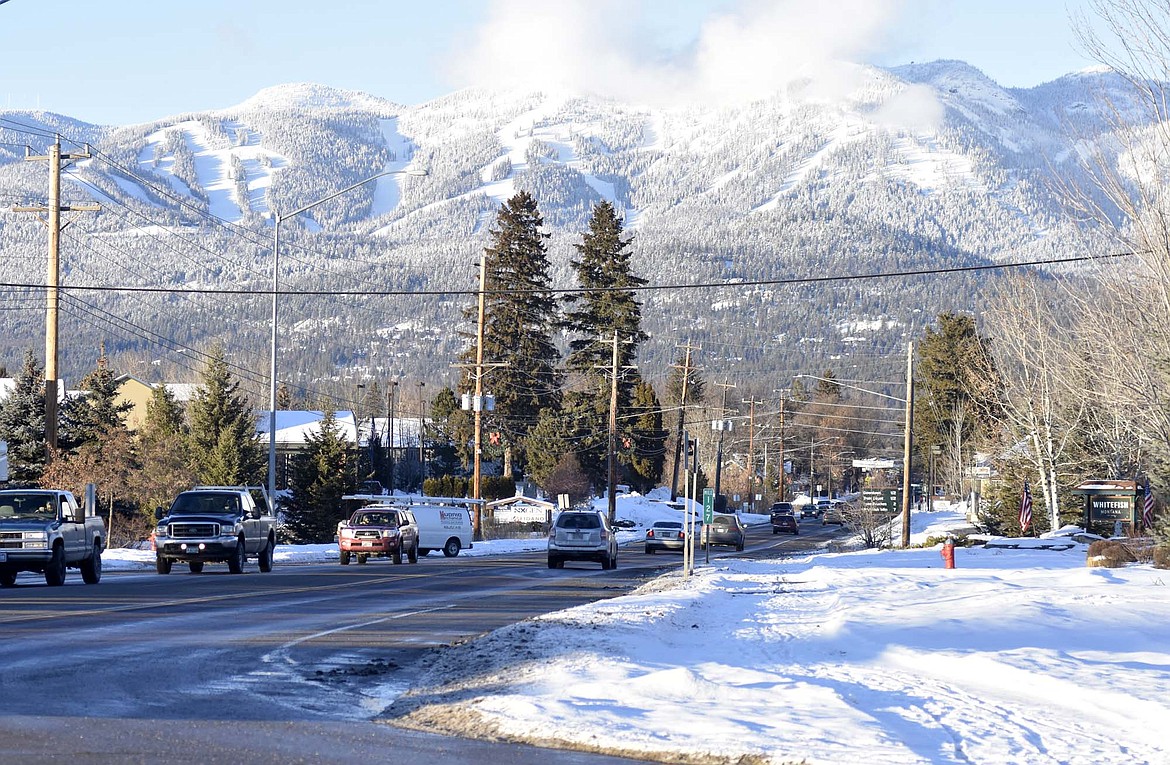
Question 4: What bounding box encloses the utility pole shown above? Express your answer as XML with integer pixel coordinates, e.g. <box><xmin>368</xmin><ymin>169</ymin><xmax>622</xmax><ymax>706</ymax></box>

<box><xmin>472</xmin><ymin>250</ymin><xmax>488</xmax><ymax>536</ymax></box>
<box><xmin>669</xmin><ymin>342</ymin><xmax>699</xmax><ymax>501</ymax></box>
<box><xmin>606</xmin><ymin>330</ymin><xmax>622</xmax><ymax>525</ymax></box>
<box><xmin>13</xmin><ymin>137</ymin><xmax>99</xmax><ymax>456</ymax></box>
<box><xmin>901</xmin><ymin>341</ymin><xmax>915</xmax><ymax>548</ymax></box>
<box><xmin>387</xmin><ymin>380</ymin><xmax>397</xmax><ymax>495</ymax></box>
<box><xmin>712</xmin><ymin>382</ymin><xmax>736</xmax><ymax>508</ymax></box>
<box><xmin>777</xmin><ymin>392</ymin><xmax>787</xmax><ymax>500</ymax></box>
<box><xmin>417</xmin><ymin>381</ymin><xmax>426</xmax><ymax>491</ymax></box>
<box><xmin>743</xmin><ymin>396</ymin><xmax>763</xmax><ymax>512</ymax></box>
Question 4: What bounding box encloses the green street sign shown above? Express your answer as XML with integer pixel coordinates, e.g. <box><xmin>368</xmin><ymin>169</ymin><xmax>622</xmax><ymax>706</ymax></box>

<box><xmin>702</xmin><ymin>488</ymin><xmax>715</xmax><ymax>523</ymax></box>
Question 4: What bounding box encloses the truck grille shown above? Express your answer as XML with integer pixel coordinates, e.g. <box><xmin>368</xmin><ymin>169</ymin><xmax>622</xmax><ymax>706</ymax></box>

<box><xmin>1</xmin><ymin>532</ymin><xmax>23</xmax><ymax>549</ymax></box>
<box><xmin>169</xmin><ymin>523</ymin><xmax>219</xmax><ymax>539</ymax></box>
<box><xmin>354</xmin><ymin>530</ymin><xmax>382</xmax><ymax>540</ymax></box>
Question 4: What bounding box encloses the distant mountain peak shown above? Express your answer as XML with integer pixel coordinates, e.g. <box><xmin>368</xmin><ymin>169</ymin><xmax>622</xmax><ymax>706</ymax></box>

<box><xmin>230</xmin><ymin>82</ymin><xmax>401</xmax><ymax>115</ymax></box>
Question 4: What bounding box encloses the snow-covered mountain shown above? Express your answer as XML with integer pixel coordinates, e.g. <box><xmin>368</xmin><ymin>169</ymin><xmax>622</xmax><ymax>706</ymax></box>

<box><xmin>0</xmin><ymin>62</ymin><xmax>1143</xmax><ymax>397</ymax></box>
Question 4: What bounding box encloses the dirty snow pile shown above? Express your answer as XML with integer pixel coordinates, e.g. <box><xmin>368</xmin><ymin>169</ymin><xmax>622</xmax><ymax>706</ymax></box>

<box><xmin>383</xmin><ymin>523</ymin><xmax>1170</xmax><ymax>764</ymax></box>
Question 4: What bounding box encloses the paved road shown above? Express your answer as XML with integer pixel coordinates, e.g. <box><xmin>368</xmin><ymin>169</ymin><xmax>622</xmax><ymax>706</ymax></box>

<box><xmin>0</xmin><ymin>518</ymin><xmax>842</xmax><ymax>763</ymax></box>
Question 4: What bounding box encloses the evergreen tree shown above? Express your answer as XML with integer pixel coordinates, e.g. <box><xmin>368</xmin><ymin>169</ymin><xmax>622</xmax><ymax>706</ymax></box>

<box><xmin>187</xmin><ymin>345</ymin><xmax>265</xmax><ymax>486</ymax></box>
<box><xmin>524</xmin><ymin>406</ymin><xmax>576</xmax><ymax>490</ymax></box>
<box><xmin>664</xmin><ymin>348</ymin><xmax>707</xmax><ymax>499</ymax></box>
<box><xmin>58</xmin><ymin>349</ymin><xmax>133</xmax><ymax>452</ymax></box>
<box><xmin>282</xmin><ymin>410</ymin><xmax>354</xmax><ymax>542</ymax></box>
<box><xmin>461</xmin><ymin>191</ymin><xmax>561</xmax><ymax>477</ymax></box>
<box><xmin>128</xmin><ymin>385</ymin><xmax>195</xmax><ymax>518</ymax></box>
<box><xmin>276</xmin><ymin>383</ymin><xmax>294</xmax><ymax>410</ymax></box>
<box><xmin>0</xmin><ymin>349</ymin><xmax>46</xmax><ymax>483</ymax></box>
<box><xmin>915</xmin><ymin>313</ymin><xmax>999</xmax><ymax>493</ymax></box>
<box><xmin>426</xmin><ymin>387</ymin><xmax>463</xmax><ymax>479</ymax></box>
<box><xmin>562</xmin><ymin>202</ymin><xmax>649</xmax><ymax>483</ymax></box>
<box><xmin>627</xmin><ymin>379</ymin><xmax>667</xmax><ymax>492</ymax></box>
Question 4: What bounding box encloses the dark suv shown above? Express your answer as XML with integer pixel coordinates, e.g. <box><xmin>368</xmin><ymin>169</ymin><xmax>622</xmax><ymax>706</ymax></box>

<box><xmin>771</xmin><ymin>506</ymin><xmax>799</xmax><ymax>535</ymax></box>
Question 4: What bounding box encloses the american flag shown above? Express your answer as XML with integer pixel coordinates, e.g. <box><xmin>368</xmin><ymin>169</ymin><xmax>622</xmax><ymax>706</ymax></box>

<box><xmin>1144</xmin><ymin>483</ymin><xmax>1155</xmax><ymax>531</ymax></box>
<box><xmin>1019</xmin><ymin>481</ymin><xmax>1033</xmax><ymax>533</ymax></box>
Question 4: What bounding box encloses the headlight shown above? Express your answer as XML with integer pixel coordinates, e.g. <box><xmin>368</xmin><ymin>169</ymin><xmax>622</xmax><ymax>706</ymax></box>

<box><xmin>22</xmin><ymin>531</ymin><xmax>48</xmax><ymax>540</ymax></box>
<box><xmin>340</xmin><ymin>528</ymin><xmax>354</xmax><ymax>538</ymax></box>
<box><xmin>154</xmin><ymin>525</ymin><xmax>168</xmax><ymax>537</ymax></box>
<box><xmin>23</xmin><ymin>541</ymin><xmax>48</xmax><ymax>549</ymax></box>
<box><xmin>381</xmin><ymin>529</ymin><xmax>399</xmax><ymax>538</ymax></box>
<box><xmin>220</xmin><ymin>525</ymin><xmax>238</xmax><ymax>537</ymax></box>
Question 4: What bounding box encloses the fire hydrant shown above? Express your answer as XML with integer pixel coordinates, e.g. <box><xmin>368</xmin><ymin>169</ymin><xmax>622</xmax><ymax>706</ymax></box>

<box><xmin>940</xmin><ymin>535</ymin><xmax>956</xmax><ymax>569</ymax></box>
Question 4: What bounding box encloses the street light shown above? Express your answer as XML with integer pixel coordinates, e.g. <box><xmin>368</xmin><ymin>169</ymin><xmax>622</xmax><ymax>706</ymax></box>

<box><xmin>267</xmin><ymin>167</ymin><xmax>427</xmax><ymax>503</ymax></box>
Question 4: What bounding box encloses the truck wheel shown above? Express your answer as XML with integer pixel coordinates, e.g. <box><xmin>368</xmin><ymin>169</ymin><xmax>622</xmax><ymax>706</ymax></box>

<box><xmin>227</xmin><ymin>539</ymin><xmax>245</xmax><ymax>574</ymax></box>
<box><xmin>258</xmin><ymin>537</ymin><xmax>274</xmax><ymax>573</ymax></box>
<box><xmin>188</xmin><ymin>561</ymin><xmax>204</xmax><ymax>573</ymax></box>
<box><xmin>547</xmin><ymin>556</ymin><xmax>559</xmax><ymax>569</ymax></box>
<box><xmin>44</xmin><ymin>543</ymin><xmax>67</xmax><ymax>586</ymax></box>
<box><xmin>392</xmin><ymin>546</ymin><xmax>402</xmax><ymax>564</ymax></box>
<box><xmin>408</xmin><ymin>540</ymin><xmax>419</xmax><ymax>564</ymax></box>
<box><xmin>156</xmin><ymin>555</ymin><xmax>172</xmax><ymax>574</ymax></box>
<box><xmin>442</xmin><ymin>538</ymin><xmax>461</xmax><ymax>558</ymax></box>
<box><xmin>339</xmin><ymin>550</ymin><xmax>351</xmax><ymax>565</ymax></box>
<box><xmin>80</xmin><ymin>540</ymin><xmax>103</xmax><ymax>584</ymax></box>
<box><xmin>358</xmin><ymin>553</ymin><xmax>369</xmax><ymax>565</ymax></box>
<box><xmin>0</xmin><ymin>570</ymin><xmax>16</xmax><ymax>588</ymax></box>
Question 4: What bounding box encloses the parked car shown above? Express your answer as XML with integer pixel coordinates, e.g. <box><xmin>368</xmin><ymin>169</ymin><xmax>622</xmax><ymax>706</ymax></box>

<box><xmin>645</xmin><ymin>520</ymin><xmax>688</xmax><ymax>553</ymax></box>
<box><xmin>704</xmin><ymin>513</ymin><xmax>746</xmax><ymax>551</ymax></box>
<box><xmin>772</xmin><ymin>512</ymin><xmax>799</xmax><ymax>535</ymax></box>
<box><xmin>548</xmin><ymin>509</ymin><xmax>618</xmax><ymax>570</ymax></box>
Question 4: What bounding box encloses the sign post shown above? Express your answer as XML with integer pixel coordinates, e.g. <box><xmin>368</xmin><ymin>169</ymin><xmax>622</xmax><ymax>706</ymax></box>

<box><xmin>702</xmin><ymin>488</ymin><xmax>715</xmax><ymax>564</ymax></box>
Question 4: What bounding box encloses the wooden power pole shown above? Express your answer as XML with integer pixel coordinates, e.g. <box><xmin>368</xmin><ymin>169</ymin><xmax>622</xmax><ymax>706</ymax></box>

<box><xmin>13</xmin><ymin>137</ymin><xmax>99</xmax><ymax>455</ymax></box>
<box><xmin>669</xmin><ymin>342</ymin><xmax>699</xmax><ymax>501</ymax></box>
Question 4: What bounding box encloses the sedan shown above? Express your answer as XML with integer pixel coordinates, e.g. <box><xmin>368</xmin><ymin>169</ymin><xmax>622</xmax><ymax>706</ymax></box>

<box><xmin>704</xmin><ymin>514</ymin><xmax>746</xmax><ymax>551</ymax></box>
<box><xmin>644</xmin><ymin>521</ymin><xmax>687</xmax><ymax>554</ymax></box>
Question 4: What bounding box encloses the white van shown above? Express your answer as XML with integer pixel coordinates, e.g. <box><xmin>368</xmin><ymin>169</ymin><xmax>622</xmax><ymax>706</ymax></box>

<box><xmin>411</xmin><ymin>504</ymin><xmax>474</xmax><ymax>557</ymax></box>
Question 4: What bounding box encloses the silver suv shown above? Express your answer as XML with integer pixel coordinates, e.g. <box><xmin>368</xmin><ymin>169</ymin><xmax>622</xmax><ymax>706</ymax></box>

<box><xmin>547</xmin><ymin>510</ymin><xmax>618</xmax><ymax>570</ymax></box>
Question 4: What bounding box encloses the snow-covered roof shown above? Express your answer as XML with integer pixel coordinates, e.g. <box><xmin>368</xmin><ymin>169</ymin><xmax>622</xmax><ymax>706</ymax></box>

<box><xmin>254</xmin><ymin>411</ymin><xmax>423</xmax><ymax>447</ymax></box>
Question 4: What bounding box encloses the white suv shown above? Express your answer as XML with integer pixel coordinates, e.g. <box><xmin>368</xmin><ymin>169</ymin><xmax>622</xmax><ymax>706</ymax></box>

<box><xmin>547</xmin><ymin>510</ymin><xmax>618</xmax><ymax>570</ymax></box>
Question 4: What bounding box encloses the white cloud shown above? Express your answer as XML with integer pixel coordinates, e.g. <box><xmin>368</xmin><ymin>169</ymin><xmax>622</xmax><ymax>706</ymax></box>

<box><xmin>447</xmin><ymin>0</ymin><xmax>911</xmax><ymax>106</ymax></box>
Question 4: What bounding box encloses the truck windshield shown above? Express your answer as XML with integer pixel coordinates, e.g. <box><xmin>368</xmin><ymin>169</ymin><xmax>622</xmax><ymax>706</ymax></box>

<box><xmin>170</xmin><ymin>493</ymin><xmax>242</xmax><ymax>516</ymax></box>
<box><xmin>0</xmin><ymin>493</ymin><xmax>57</xmax><ymax>519</ymax></box>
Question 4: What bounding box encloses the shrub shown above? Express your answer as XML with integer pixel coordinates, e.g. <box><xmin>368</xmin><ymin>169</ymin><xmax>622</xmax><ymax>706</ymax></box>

<box><xmin>1087</xmin><ymin>540</ymin><xmax>1138</xmax><ymax>568</ymax></box>
<box><xmin>1154</xmin><ymin>545</ymin><xmax>1170</xmax><ymax>570</ymax></box>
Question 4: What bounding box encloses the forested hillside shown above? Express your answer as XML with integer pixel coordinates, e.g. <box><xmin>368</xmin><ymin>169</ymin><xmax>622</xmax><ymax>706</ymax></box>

<box><xmin>0</xmin><ymin>62</ymin><xmax>1139</xmax><ymax>403</ymax></box>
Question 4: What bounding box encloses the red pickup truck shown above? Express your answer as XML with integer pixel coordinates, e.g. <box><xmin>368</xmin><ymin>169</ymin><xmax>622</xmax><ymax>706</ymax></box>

<box><xmin>336</xmin><ymin>506</ymin><xmax>420</xmax><ymax>565</ymax></box>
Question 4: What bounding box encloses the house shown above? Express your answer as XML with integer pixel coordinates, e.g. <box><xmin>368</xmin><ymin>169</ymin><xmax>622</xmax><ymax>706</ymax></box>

<box><xmin>255</xmin><ymin>410</ymin><xmax>425</xmax><ymax>491</ymax></box>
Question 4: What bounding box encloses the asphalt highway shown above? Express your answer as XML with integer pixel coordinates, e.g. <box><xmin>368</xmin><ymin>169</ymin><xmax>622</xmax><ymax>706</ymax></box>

<box><xmin>0</xmin><ymin>518</ymin><xmax>844</xmax><ymax>764</ymax></box>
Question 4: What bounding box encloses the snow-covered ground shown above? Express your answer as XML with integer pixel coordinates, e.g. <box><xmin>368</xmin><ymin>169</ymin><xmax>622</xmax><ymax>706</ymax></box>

<box><xmin>379</xmin><ymin>501</ymin><xmax>1170</xmax><ymax>765</ymax></box>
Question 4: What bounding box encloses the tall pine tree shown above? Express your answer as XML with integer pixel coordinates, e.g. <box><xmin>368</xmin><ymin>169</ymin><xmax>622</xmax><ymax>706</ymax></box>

<box><xmin>462</xmin><ymin>191</ymin><xmax>561</xmax><ymax>477</ymax></box>
<box><xmin>282</xmin><ymin>410</ymin><xmax>354</xmax><ymax>542</ymax></box>
<box><xmin>187</xmin><ymin>345</ymin><xmax>265</xmax><ymax>486</ymax></box>
<box><xmin>58</xmin><ymin>348</ymin><xmax>133</xmax><ymax>452</ymax></box>
<box><xmin>561</xmin><ymin>202</ymin><xmax>649</xmax><ymax>488</ymax></box>
<box><xmin>0</xmin><ymin>349</ymin><xmax>46</xmax><ymax>484</ymax></box>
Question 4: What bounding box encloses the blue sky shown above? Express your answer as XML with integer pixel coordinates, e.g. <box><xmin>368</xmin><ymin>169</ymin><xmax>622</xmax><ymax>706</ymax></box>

<box><xmin>0</xmin><ymin>0</ymin><xmax>1105</xmax><ymax>125</ymax></box>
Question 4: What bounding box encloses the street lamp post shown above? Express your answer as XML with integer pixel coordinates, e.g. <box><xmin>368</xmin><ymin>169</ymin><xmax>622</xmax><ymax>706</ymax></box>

<box><xmin>267</xmin><ymin>168</ymin><xmax>426</xmax><ymax>503</ymax></box>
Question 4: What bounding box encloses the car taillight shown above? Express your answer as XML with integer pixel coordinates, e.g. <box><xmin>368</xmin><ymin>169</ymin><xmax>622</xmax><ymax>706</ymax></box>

<box><xmin>677</xmin><ymin>531</ymin><xmax>685</xmax><ymax>540</ymax></box>
<box><xmin>600</xmin><ymin>528</ymin><xmax>609</xmax><ymax>540</ymax></box>
<box><xmin>646</xmin><ymin>529</ymin><xmax>655</xmax><ymax>538</ymax></box>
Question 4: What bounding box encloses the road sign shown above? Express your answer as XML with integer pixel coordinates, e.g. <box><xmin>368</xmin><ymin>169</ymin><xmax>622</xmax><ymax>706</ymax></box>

<box><xmin>702</xmin><ymin>488</ymin><xmax>715</xmax><ymax>523</ymax></box>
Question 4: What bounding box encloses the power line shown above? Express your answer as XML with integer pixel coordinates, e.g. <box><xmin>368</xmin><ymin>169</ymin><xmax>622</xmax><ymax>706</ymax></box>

<box><xmin>0</xmin><ymin>251</ymin><xmax>1130</xmax><ymax>300</ymax></box>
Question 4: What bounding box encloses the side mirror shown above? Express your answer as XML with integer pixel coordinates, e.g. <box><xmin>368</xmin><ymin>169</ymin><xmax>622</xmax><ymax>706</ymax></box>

<box><xmin>71</xmin><ymin>504</ymin><xmax>86</xmax><ymax>524</ymax></box>
<box><xmin>154</xmin><ymin>506</ymin><xmax>166</xmax><ymax>521</ymax></box>
<box><xmin>250</xmin><ymin>507</ymin><xmax>262</xmax><ymax>520</ymax></box>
